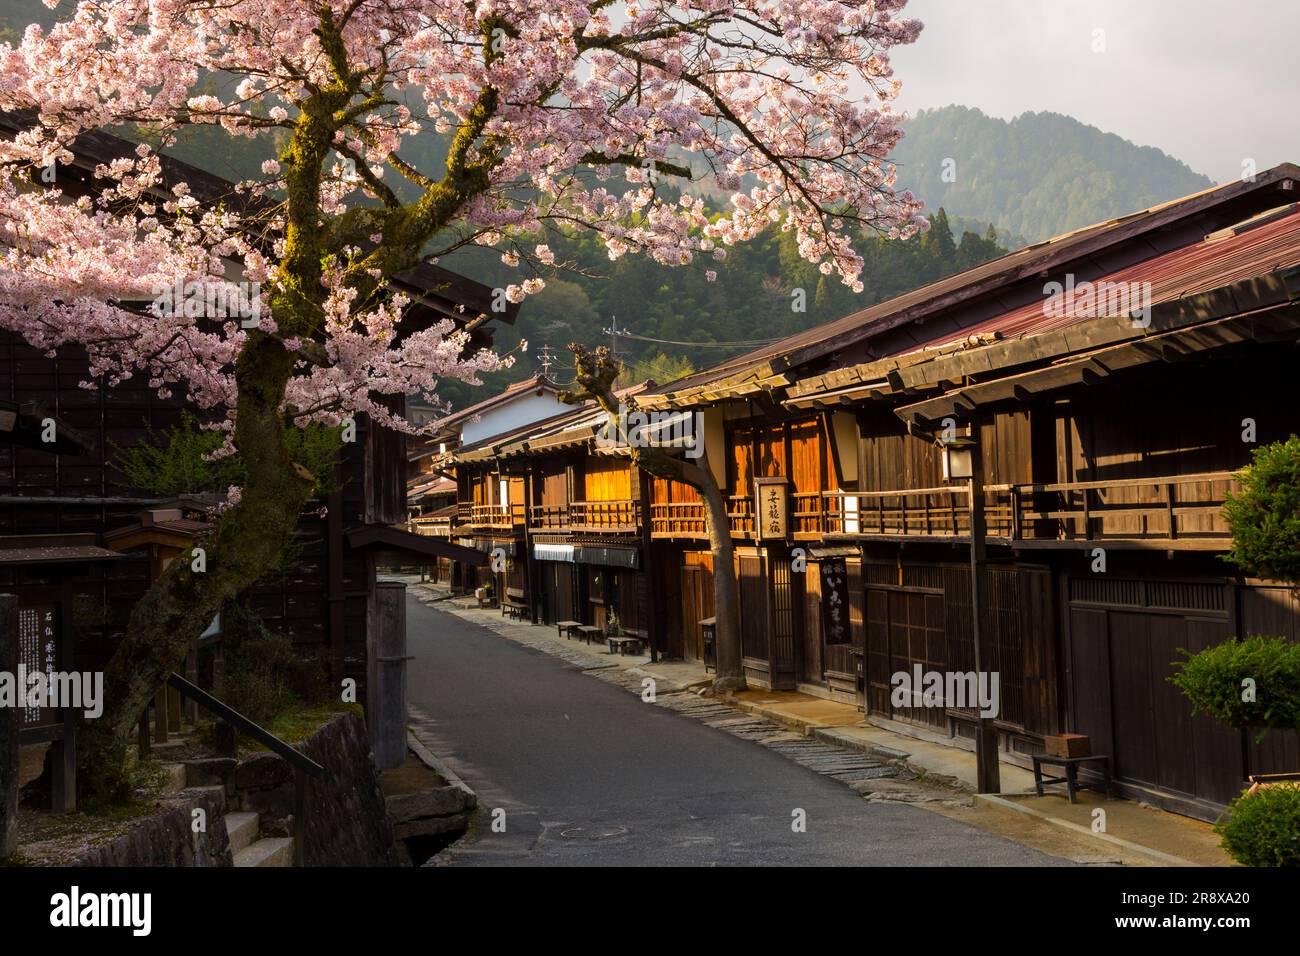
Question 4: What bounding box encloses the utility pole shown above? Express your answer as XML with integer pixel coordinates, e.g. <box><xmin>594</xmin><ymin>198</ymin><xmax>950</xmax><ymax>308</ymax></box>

<box><xmin>538</xmin><ymin>343</ymin><xmax>554</xmax><ymax>380</ymax></box>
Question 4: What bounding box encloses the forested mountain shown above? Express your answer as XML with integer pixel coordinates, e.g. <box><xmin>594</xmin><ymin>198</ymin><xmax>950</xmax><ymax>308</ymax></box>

<box><xmin>890</xmin><ymin>106</ymin><xmax>1214</xmax><ymax>245</ymax></box>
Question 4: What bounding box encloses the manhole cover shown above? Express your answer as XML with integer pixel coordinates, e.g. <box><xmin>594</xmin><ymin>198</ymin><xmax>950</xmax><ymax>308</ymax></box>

<box><xmin>559</xmin><ymin>825</ymin><xmax>628</xmax><ymax>841</ymax></box>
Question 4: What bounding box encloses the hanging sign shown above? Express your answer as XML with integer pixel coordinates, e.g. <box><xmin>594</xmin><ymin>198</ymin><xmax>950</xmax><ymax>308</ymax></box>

<box><xmin>754</xmin><ymin>477</ymin><xmax>789</xmax><ymax>541</ymax></box>
<box><xmin>819</xmin><ymin>557</ymin><xmax>850</xmax><ymax>645</ymax></box>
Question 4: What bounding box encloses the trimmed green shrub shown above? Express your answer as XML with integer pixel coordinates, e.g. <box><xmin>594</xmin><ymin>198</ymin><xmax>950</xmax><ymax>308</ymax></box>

<box><xmin>1170</xmin><ymin>635</ymin><xmax>1300</xmax><ymax>732</ymax></box>
<box><xmin>1223</xmin><ymin>436</ymin><xmax>1300</xmax><ymax>584</ymax></box>
<box><xmin>1215</xmin><ymin>783</ymin><xmax>1300</xmax><ymax>867</ymax></box>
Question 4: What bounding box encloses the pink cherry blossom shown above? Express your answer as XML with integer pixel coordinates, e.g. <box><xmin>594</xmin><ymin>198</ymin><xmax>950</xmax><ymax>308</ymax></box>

<box><xmin>0</xmin><ymin>0</ymin><xmax>926</xmax><ymax>442</ymax></box>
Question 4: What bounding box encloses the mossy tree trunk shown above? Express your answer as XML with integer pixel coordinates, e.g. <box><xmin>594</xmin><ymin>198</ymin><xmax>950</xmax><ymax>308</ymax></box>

<box><xmin>77</xmin><ymin>336</ymin><xmax>314</xmax><ymax>801</ymax></box>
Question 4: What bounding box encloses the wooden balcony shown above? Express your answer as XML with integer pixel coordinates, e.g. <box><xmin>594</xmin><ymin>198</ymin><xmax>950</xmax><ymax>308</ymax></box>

<box><xmin>530</xmin><ymin>500</ymin><xmax>640</xmax><ymax>534</ymax></box>
<box><xmin>821</xmin><ymin>470</ymin><xmax>1240</xmax><ymax>548</ymax></box>
<box><xmin>727</xmin><ymin>496</ymin><xmax>754</xmax><ymax>538</ymax></box>
<box><xmin>650</xmin><ymin>470</ymin><xmax>1240</xmax><ymax>549</ymax></box>
<box><xmin>455</xmin><ymin>502</ymin><xmax>526</xmax><ymax>531</ymax></box>
<box><xmin>649</xmin><ymin>496</ymin><xmax>758</xmax><ymax>539</ymax></box>
<box><xmin>821</xmin><ymin>485</ymin><xmax>985</xmax><ymax>538</ymax></box>
<box><xmin>1006</xmin><ymin>470</ymin><xmax>1240</xmax><ymax>548</ymax></box>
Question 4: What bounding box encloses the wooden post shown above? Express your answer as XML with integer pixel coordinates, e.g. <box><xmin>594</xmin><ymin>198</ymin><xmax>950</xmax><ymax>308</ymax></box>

<box><xmin>52</xmin><ymin>583</ymin><xmax>77</xmax><ymax>811</ymax></box>
<box><xmin>1165</xmin><ymin>482</ymin><xmax>1177</xmax><ymax>540</ymax></box>
<box><xmin>327</xmin><ymin>482</ymin><xmax>346</xmax><ymax>685</ymax></box>
<box><xmin>0</xmin><ymin>595</ymin><xmax>19</xmax><ymax>858</ymax></box>
<box><xmin>639</xmin><ymin>472</ymin><xmax>660</xmax><ymax>663</ymax></box>
<box><xmin>367</xmin><ymin>581</ymin><xmax>409</xmax><ymax>770</ymax></box>
<box><xmin>152</xmin><ymin>683</ymin><xmax>169</xmax><ymax>744</ymax></box>
<box><xmin>293</xmin><ymin>769</ymin><xmax>307</xmax><ymax>867</ymax></box>
<box><xmin>967</xmin><ymin>448</ymin><xmax>1001</xmax><ymax>795</ymax></box>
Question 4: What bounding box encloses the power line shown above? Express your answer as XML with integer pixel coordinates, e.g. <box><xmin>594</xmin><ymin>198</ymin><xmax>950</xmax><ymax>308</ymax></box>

<box><xmin>602</xmin><ymin>326</ymin><xmax>784</xmax><ymax>349</ymax></box>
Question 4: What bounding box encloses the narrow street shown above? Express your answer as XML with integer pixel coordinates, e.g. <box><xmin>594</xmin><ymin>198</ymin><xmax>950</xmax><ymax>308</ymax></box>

<box><xmin>405</xmin><ymin>595</ymin><xmax>1069</xmax><ymax>866</ymax></box>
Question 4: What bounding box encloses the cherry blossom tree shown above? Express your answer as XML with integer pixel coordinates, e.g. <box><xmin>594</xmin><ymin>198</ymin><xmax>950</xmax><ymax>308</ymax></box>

<box><xmin>0</xmin><ymin>0</ymin><xmax>925</xmax><ymax>798</ymax></box>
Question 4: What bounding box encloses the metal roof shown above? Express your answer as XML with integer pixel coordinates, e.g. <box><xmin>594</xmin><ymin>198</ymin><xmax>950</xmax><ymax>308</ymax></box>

<box><xmin>912</xmin><ymin>204</ymin><xmax>1300</xmax><ymax>350</ymax></box>
<box><xmin>640</xmin><ymin>164</ymin><xmax>1300</xmax><ymax>407</ymax></box>
<box><xmin>788</xmin><ymin>207</ymin><xmax>1300</xmax><ymax>404</ymax></box>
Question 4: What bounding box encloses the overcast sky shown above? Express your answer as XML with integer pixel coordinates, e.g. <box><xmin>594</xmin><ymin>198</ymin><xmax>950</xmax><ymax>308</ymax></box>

<box><xmin>889</xmin><ymin>0</ymin><xmax>1298</xmax><ymax>183</ymax></box>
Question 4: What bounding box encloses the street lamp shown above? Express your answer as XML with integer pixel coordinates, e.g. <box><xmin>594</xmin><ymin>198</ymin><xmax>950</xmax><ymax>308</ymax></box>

<box><xmin>941</xmin><ymin>434</ymin><xmax>1001</xmax><ymax>794</ymax></box>
<box><xmin>941</xmin><ymin>437</ymin><xmax>976</xmax><ymax>481</ymax></box>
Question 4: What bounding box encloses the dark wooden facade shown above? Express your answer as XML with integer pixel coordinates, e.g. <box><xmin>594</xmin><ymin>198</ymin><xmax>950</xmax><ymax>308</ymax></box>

<box><xmin>447</xmin><ymin>440</ymin><xmax>650</xmax><ymax>640</ymax></box>
<box><xmin>0</xmin><ymin>331</ymin><xmax>419</xmax><ymax>688</ymax></box>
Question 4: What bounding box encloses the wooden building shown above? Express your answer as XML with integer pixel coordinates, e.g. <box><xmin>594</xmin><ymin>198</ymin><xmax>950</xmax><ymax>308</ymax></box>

<box><xmin>435</xmin><ymin>384</ymin><xmax>657</xmax><ymax>644</ymax></box>
<box><xmin>630</xmin><ymin>163</ymin><xmax>1300</xmax><ymax>820</ymax></box>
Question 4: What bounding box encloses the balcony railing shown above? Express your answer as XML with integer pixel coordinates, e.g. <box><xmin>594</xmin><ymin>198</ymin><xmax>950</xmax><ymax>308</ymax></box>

<box><xmin>727</xmin><ymin>496</ymin><xmax>754</xmax><ymax>537</ymax></box>
<box><xmin>1009</xmin><ymin>470</ymin><xmax>1239</xmax><ymax>544</ymax></box>
<box><xmin>649</xmin><ymin>470</ymin><xmax>1240</xmax><ymax>548</ymax></box>
<box><xmin>823</xmin><ymin>486</ymin><xmax>991</xmax><ymax>538</ymax></box>
<box><xmin>651</xmin><ymin>500</ymin><xmax>707</xmax><ymax>537</ymax></box>
<box><xmin>456</xmin><ymin>502</ymin><xmax>526</xmax><ymax>530</ymax></box>
<box><xmin>820</xmin><ymin>471</ymin><xmax>1239</xmax><ymax>544</ymax></box>
<box><xmin>408</xmin><ymin>515</ymin><xmax>453</xmax><ymax>537</ymax></box>
<box><xmin>530</xmin><ymin>499</ymin><xmax>640</xmax><ymax>533</ymax></box>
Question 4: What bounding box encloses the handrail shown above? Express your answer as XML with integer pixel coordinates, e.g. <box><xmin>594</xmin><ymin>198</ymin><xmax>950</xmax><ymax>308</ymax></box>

<box><xmin>166</xmin><ymin>672</ymin><xmax>324</xmax><ymax>777</ymax></box>
<box><xmin>165</xmin><ymin>672</ymin><xmax>323</xmax><ymax>867</ymax></box>
<box><xmin>1019</xmin><ymin>470</ymin><xmax>1236</xmax><ymax>494</ymax></box>
<box><xmin>826</xmin><ymin>484</ymin><xmax>969</xmax><ymax>499</ymax></box>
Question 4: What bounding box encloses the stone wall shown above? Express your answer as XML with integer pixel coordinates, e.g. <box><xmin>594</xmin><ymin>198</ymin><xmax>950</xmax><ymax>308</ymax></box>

<box><xmin>233</xmin><ymin>712</ymin><xmax>399</xmax><ymax>866</ymax></box>
<box><xmin>73</xmin><ymin>788</ymin><xmax>232</xmax><ymax>867</ymax></box>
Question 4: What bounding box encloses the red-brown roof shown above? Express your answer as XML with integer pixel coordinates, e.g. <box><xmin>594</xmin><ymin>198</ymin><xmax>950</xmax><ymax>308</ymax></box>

<box><xmin>912</xmin><ymin>203</ymin><xmax>1300</xmax><ymax>351</ymax></box>
<box><xmin>645</xmin><ymin>164</ymin><xmax>1300</xmax><ymax>402</ymax></box>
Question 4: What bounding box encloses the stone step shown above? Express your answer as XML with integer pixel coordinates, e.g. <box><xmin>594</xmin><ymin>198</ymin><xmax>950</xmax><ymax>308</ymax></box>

<box><xmin>184</xmin><ymin>784</ymin><xmax>228</xmax><ymax>816</ymax></box>
<box><xmin>161</xmin><ymin>762</ymin><xmax>187</xmax><ymax>794</ymax></box>
<box><xmin>184</xmin><ymin>757</ymin><xmax>238</xmax><ymax>790</ymax></box>
<box><xmin>234</xmin><ymin>837</ymin><xmax>294</xmax><ymax>868</ymax></box>
<box><xmin>224</xmin><ymin>811</ymin><xmax>261</xmax><ymax>855</ymax></box>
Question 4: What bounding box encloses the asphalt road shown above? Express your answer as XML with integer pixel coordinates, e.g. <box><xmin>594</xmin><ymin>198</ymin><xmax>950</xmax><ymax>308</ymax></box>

<box><xmin>406</xmin><ymin>595</ymin><xmax>1068</xmax><ymax>866</ymax></box>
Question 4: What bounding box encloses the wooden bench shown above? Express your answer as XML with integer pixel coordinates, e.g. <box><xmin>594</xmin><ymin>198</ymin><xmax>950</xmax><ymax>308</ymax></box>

<box><xmin>575</xmin><ymin>624</ymin><xmax>601</xmax><ymax>645</ymax></box>
<box><xmin>556</xmin><ymin>619</ymin><xmax>582</xmax><ymax>640</ymax></box>
<box><xmin>607</xmin><ymin>634</ymin><xmax>645</xmax><ymax>656</ymax></box>
<box><xmin>501</xmin><ymin>587</ymin><xmax>528</xmax><ymax>621</ymax></box>
<box><xmin>1032</xmin><ymin>754</ymin><xmax>1115</xmax><ymax>804</ymax></box>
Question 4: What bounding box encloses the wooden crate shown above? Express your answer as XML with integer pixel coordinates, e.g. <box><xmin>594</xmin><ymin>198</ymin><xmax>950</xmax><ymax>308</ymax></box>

<box><xmin>1044</xmin><ymin>733</ymin><xmax>1090</xmax><ymax>758</ymax></box>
